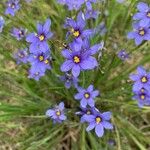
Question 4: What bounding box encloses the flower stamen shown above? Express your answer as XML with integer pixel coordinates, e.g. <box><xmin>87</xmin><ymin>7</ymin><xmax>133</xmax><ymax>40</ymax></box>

<box><xmin>73</xmin><ymin>56</ymin><xmax>80</xmax><ymax>63</ymax></box>
<box><xmin>141</xmin><ymin>76</ymin><xmax>147</xmax><ymax>83</ymax></box>
<box><xmin>96</xmin><ymin>117</ymin><xmax>102</xmax><ymax>124</ymax></box>
<box><xmin>56</xmin><ymin>111</ymin><xmax>61</xmax><ymax>116</ymax></box>
<box><xmin>39</xmin><ymin>34</ymin><xmax>45</xmax><ymax>41</ymax></box>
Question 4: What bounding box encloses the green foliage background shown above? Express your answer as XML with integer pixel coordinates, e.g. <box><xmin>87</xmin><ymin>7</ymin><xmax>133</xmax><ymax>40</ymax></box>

<box><xmin>0</xmin><ymin>0</ymin><xmax>150</xmax><ymax>149</ymax></box>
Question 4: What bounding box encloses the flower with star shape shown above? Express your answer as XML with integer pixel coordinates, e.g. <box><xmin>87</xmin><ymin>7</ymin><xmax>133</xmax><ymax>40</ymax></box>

<box><xmin>133</xmin><ymin>2</ymin><xmax>150</xmax><ymax>27</ymax></box>
<box><xmin>26</xmin><ymin>19</ymin><xmax>53</xmax><ymax>54</ymax></box>
<box><xmin>60</xmin><ymin>40</ymin><xmax>100</xmax><ymax>77</ymax></box>
<box><xmin>5</xmin><ymin>0</ymin><xmax>20</xmax><ymax>16</ymax></box>
<box><xmin>84</xmin><ymin>109</ymin><xmax>113</xmax><ymax>137</ymax></box>
<box><xmin>74</xmin><ymin>85</ymin><xmax>99</xmax><ymax>108</ymax></box>
<box><xmin>46</xmin><ymin>102</ymin><xmax>67</xmax><ymax>123</ymax></box>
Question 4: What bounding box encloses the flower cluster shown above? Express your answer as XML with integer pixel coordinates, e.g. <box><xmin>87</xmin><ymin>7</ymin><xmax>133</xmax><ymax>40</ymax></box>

<box><xmin>13</xmin><ymin>19</ymin><xmax>53</xmax><ymax>80</ymax></box>
<box><xmin>3</xmin><ymin>0</ymin><xmax>113</xmax><ymax>138</ymax></box>
<box><xmin>127</xmin><ymin>2</ymin><xmax>150</xmax><ymax>45</ymax></box>
<box><xmin>45</xmin><ymin>2</ymin><xmax>112</xmax><ymax>137</ymax></box>
<box><xmin>130</xmin><ymin>66</ymin><xmax>150</xmax><ymax>108</ymax></box>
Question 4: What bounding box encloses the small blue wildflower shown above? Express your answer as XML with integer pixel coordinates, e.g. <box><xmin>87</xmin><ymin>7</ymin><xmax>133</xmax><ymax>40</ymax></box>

<box><xmin>117</xmin><ymin>50</ymin><xmax>129</xmax><ymax>61</ymax></box>
<box><xmin>14</xmin><ymin>48</ymin><xmax>28</xmax><ymax>64</ymax></box>
<box><xmin>26</xmin><ymin>19</ymin><xmax>53</xmax><ymax>54</ymax></box>
<box><xmin>133</xmin><ymin>2</ymin><xmax>150</xmax><ymax>27</ymax></box>
<box><xmin>61</xmin><ymin>41</ymin><xmax>100</xmax><ymax>77</ymax></box>
<box><xmin>0</xmin><ymin>16</ymin><xmax>5</xmax><ymax>33</ymax></box>
<box><xmin>5</xmin><ymin>0</ymin><xmax>20</xmax><ymax>16</ymax></box>
<box><xmin>64</xmin><ymin>12</ymin><xmax>93</xmax><ymax>45</ymax></box>
<box><xmin>60</xmin><ymin>73</ymin><xmax>78</xmax><ymax>89</ymax></box>
<box><xmin>133</xmin><ymin>88</ymin><xmax>150</xmax><ymax>108</ymax></box>
<box><xmin>130</xmin><ymin>66</ymin><xmax>150</xmax><ymax>92</ymax></box>
<box><xmin>76</xmin><ymin>107</ymin><xmax>96</xmax><ymax>123</ymax></box>
<box><xmin>11</xmin><ymin>27</ymin><xmax>27</xmax><ymax>40</ymax></box>
<box><xmin>127</xmin><ymin>22</ymin><xmax>150</xmax><ymax>45</ymax></box>
<box><xmin>28</xmin><ymin>51</ymin><xmax>51</xmax><ymax>73</ymax></box>
<box><xmin>46</xmin><ymin>102</ymin><xmax>67</xmax><ymax>123</ymax></box>
<box><xmin>74</xmin><ymin>85</ymin><xmax>99</xmax><ymax>108</ymax></box>
<box><xmin>84</xmin><ymin>109</ymin><xmax>113</xmax><ymax>137</ymax></box>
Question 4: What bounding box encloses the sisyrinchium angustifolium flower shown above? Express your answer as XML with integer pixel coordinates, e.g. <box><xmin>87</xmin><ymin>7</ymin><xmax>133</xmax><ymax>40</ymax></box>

<box><xmin>5</xmin><ymin>0</ymin><xmax>20</xmax><ymax>16</ymax></box>
<box><xmin>1</xmin><ymin>0</ymin><xmax>150</xmax><ymax>147</ymax></box>
<box><xmin>11</xmin><ymin>27</ymin><xmax>27</xmax><ymax>41</ymax></box>
<box><xmin>130</xmin><ymin>66</ymin><xmax>150</xmax><ymax>108</ymax></box>
<box><xmin>127</xmin><ymin>2</ymin><xmax>150</xmax><ymax>46</ymax></box>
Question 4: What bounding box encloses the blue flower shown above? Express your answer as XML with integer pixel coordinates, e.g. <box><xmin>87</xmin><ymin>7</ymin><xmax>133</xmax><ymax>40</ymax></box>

<box><xmin>130</xmin><ymin>66</ymin><xmax>150</xmax><ymax>91</ymax></box>
<box><xmin>5</xmin><ymin>0</ymin><xmax>20</xmax><ymax>16</ymax></box>
<box><xmin>84</xmin><ymin>109</ymin><xmax>113</xmax><ymax>137</ymax></box>
<box><xmin>61</xmin><ymin>40</ymin><xmax>100</xmax><ymax>77</ymax></box>
<box><xmin>133</xmin><ymin>88</ymin><xmax>150</xmax><ymax>108</ymax></box>
<box><xmin>11</xmin><ymin>27</ymin><xmax>27</xmax><ymax>40</ymax></box>
<box><xmin>28</xmin><ymin>51</ymin><xmax>51</xmax><ymax>72</ymax></box>
<box><xmin>28</xmin><ymin>49</ymin><xmax>51</xmax><ymax>80</ymax></box>
<box><xmin>76</xmin><ymin>107</ymin><xmax>96</xmax><ymax>123</ymax></box>
<box><xmin>74</xmin><ymin>85</ymin><xmax>99</xmax><ymax>108</ymax></box>
<box><xmin>117</xmin><ymin>50</ymin><xmax>129</xmax><ymax>61</ymax></box>
<box><xmin>127</xmin><ymin>22</ymin><xmax>150</xmax><ymax>45</ymax></box>
<box><xmin>14</xmin><ymin>48</ymin><xmax>28</xmax><ymax>64</ymax></box>
<box><xmin>60</xmin><ymin>73</ymin><xmax>78</xmax><ymax>89</ymax></box>
<box><xmin>0</xmin><ymin>16</ymin><xmax>5</xmax><ymax>33</ymax></box>
<box><xmin>26</xmin><ymin>19</ymin><xmax>53</xmax><ymax>54</ymax></box>
<box><xmin>46</xmin><ymin>102</ymin><xmax>67</xmax><ymax>123</ymax></box>
<box><xmin>64</xmin><ymin>12</ymin><xmax>93</xmax><ymax>45</ymax></box>
<box><xmin>133</xmin><ymin>2</ymin><xmax>150</xmax><ymax>27</ymax></box>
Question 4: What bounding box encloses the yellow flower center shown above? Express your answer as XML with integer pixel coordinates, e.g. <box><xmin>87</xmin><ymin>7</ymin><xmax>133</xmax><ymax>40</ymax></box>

<box><xmin>56</xmin><ymin>111</ymin><xmax>61</xmax><ymax>116</ymax></box>
<box><xmin>141</xmin><ymin>94</ymin><xmax>145</xmax><ymax>100</ymax></box>
<box><xmin>35</xmin><ymin>72</ymin><xmax>39</xmax><ymax>75</ymax></box>
<box><xmin>141</xmin><ymin>88</ymin><xmax>145</xmax><ymax>93</ymax></box>
<box><xmin>18</xmin><ymin>53</ymin><xmax>24</xmax><ymax>58</ymax></box>
<box><xmin>86</xmin><ymin>110</ymin><xmax>91</xmax><ymax>115</ymax></box>
<box><xmin>96</xmin><ymin>117</ymin><xmax>102</xmax><ymax>124</ymax></box>
<box><xmin>39</xmin><ymin>35</ymin><xmax>45</xmax><ymax>41</ymax></box>
<box><xmin>73</xmin><ymin>30</ymin><xmax>80</xmax><ymax>37</ymax></box>
<box><xmin>141</xmin><ymin>76</ymin><xmax>147</xmax><ymax>83</ymax></box>
<box><xmin>139</xmin><ymin>29</ymin><xmax>145</xmax><ymax>36</ymax></box>
<box><xmin>39</xmin><ymin>55</ymin><xmax>44</xmax><ymax>61</ymax></box>
<box><xmin>44</xmin><ymin>59</ymin><xmax>49</xmax><ymax>64</ymax></box>
<box><xmin>84</xmin><ymin>93</ymin><xmax>90</xmax><ymax>99</ymax></box>
<box><xmin>10</xmin><ymin>3</ymin><xmax>15</xmax><ymax>9</ymax></box>
<box><xmin>73</xmin><ymin>56</ymin><xmax>80</xmax><ymax>63</ymax></box>
<box><xmin>147</xmin><ymin>12</ymin><xmax>150</xmax><ymax>17</ymax></box>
